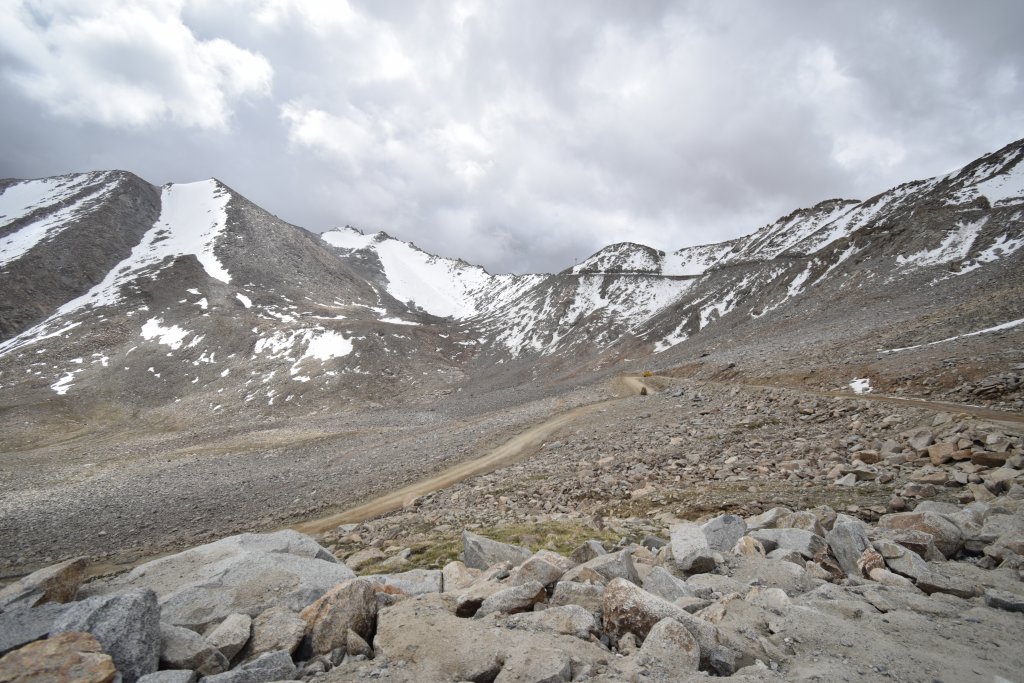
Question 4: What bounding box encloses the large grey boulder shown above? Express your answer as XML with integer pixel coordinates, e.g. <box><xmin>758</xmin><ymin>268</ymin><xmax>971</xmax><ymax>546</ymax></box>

<box><xmin>701</xmin><ymin>515</ymin><xmax>747</xmax><ymax>552</ymax></box>
<box><xmin>0</xmin><ymin>602</ymin><xmax>72</xmax><ymax>656</ymax></box>
<box><xmin>137</xmin><ymin>671</ymin><xmax>197</xmax><ymax>683</ymax></box>
<box><xmin>550</xmin><ymin>582</ymin><xmax>605</xmax><ymax>614</ymax></box>
<box><xmin>159</xmin><ymin>622</ymin><xmax>228</xmax><ymax>675</ymax></box>
<box><xmin>872</xmin><ymin>540</ymin><xmax>930</xmax><ymax>582</ymax></box>
<box><xmin>826</xmin><ymin>522</ymin><xmax>871</xmax><ymax>577</ymax></box>
<box><xmin>462</xmin><ymin>531</ymin><xmax>532</xmax><ymax>570</ymax></box>
<box><xmin>561</xmin><ymin>549</ymin><xmax>639</xmax><ymax>585</ymax></box>
<box><xmin>642</xmin><ymin>566</ymin><xmax>697</xmax><ymax>602</ymax></box>
<box><xmin>670</xmin><ymin>523</ymin><xmax>716</xmax><ymax>573</ymax></box>
<box><xmin>201</xmin><ymin>650</ymin><xmax>296</xmax><ymax>683</ymax></box>
<box><xmin>509</xmin><ymin>551</ymin><xmax>572</xmax><ymax>587</ymax></box>
<box><xmin>749</xmin><ymin>528</ymin><xmax>826</xmax><ymax>560</ymax></box>
<box><xmin>475</xmin><ymin>580</ymin><xmax>546</xmax><ymax>617</ymax></box>
<box><xmin>93</xmin><ymin>531</ymin><xmax>354</xmax><ymax>631</ymax></box>
<box><xmin>601</xmin><ymin>578</ymin><xmax>742</xmax><ymax>675</ymax></box>
<box><xmin>636</xmin><ymin>617</ymin><xmax>700</xmax><ymax>675</ymax></box>
<box><xmin>51</xmin><ymin>588</ymin><xmax>161</xmax><ymax>683</ymax></box>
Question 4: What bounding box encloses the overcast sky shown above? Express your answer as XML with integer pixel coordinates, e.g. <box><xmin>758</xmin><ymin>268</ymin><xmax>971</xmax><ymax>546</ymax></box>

<box><xmin>2</xmin><ymin>1</ymin><xmax>1023</xmax><ymax>273</ymax></box>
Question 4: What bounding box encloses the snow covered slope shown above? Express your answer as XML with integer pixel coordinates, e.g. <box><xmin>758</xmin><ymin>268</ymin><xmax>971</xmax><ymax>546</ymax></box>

<box><xmin>322</xmin><ymin>227</ymin><xmax>541</xmax><ymax>319</ymax></box>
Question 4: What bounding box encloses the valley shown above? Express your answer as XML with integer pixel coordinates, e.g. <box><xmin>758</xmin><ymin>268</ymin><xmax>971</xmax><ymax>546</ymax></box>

<box><xmin>1</xmin><ymin>137</ymin><xmax>1022</xmax><ymax>682</ymax></box>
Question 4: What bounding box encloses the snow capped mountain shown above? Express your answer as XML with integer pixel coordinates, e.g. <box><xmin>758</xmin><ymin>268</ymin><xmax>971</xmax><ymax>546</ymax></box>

<box><xmin>1</xmin><ymin>137</ymin><xmax>1021</xmax><ymax>423</ymax></box>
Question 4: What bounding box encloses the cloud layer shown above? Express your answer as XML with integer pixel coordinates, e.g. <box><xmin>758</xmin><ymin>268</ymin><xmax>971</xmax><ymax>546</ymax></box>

<box><xmin>2</xmin><ymin>0</ymin><xmax>1022</xmax><ymax>273</ymax></box>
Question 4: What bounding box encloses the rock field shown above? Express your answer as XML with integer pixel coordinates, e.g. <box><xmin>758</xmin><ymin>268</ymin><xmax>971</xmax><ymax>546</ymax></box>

<box><xmin>1</xmin><ymin>378</ymin><xmax>1023</xmax><ymax>682</ymax></box>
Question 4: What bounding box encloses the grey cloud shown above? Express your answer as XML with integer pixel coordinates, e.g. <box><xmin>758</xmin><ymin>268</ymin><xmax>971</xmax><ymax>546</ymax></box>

<box><xmin>1</xmin><ymin>0</ymin><xmax>1022</xmax><ymax>274</ymax></box>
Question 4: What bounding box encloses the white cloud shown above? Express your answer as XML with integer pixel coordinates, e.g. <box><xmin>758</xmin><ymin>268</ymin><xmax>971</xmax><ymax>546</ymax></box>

<box><xmin>0</xmin><ymin>0</ymin><xmax>272</xmax><ymax>129</ymax></box>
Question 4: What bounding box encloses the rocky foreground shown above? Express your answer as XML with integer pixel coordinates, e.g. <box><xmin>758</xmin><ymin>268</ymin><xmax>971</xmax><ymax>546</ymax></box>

<box><xmin>2</xmin><ymin>452</ymin><xmax>1023</xmax><ymax>683</ymax></box>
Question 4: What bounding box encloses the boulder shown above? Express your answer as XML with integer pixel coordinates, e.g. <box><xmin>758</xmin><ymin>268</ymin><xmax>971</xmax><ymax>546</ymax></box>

<box><xmin>508</xmin><ymin>556</ymin><xmax>567</xmax><ymax>588</ymax></box>
<box><xmin>50</xmin><ymin>588</ymin><xmax>161</xmax><ymax>683</ymax></box>
<box><xmin>363</xmin><ymin>569</ymin><xmax>442</xmax><ymax>596</ymax></box>
<box><xmin>826</xmin><ymin>522</ymin><xmax>871</xmax><ymax>577</ymax></box>
<box><xmin>732</xmin><ymin>536</ymin><xmax>766</xmax><ymax>557</ymax></box>
<box><xmin>299</xmin><ymin>579</ymin><xmax>378</xmax><ymax>656</ymax></box>
<box><xmin>561</xmin><ymin>549</ymin><xmax>639</xmax><ymax>585</ymax></box>
<box><xmin>928</xmin><ymin>442</ymin><xmax>957</xmax><ymax>465</ymax></box>
<box><xmin>915</xmin><ymin>571</ymin><xmax>981</xmax><ymax>599</ymax></box>
<box><xmin>440</xmin><ymin>561</ymin><xmax>478</xmax><ymax>592</ymax></box>
<box><xmin>494</xmin><ymin>648</ymin><xmax>572</xmax><ymax>683</ymax></box>
<box><xmin>642</xmin><ymin>566</ymin><xmax>697</xmax><ymax>602</ymax></box>
<box><xmin>748</xmin><ymin>529</ymin><xmax>826</xmax><ymax>560</ymax></box>
<box><xmin>506</xmin><ymin>604</ymin><xmax>598</xmax><ymax>640</ymax></box>
<box><xmin>745</xmin><ymin>507</ymin><xmax>793</xmax><ymax>531</ymax></box>
<box><xmin>778</xmin><ymin>511</ymin><xmax>826</xmax><ymax>536</ymax></box>
<box><xmin>239</xmin><ymin>605</ymin><xmax>305</xmax><ymax>661</ymax></box>
<box><xmin>343</xmin><ymin>548</ymin><xmax>386</xmax><ymax>572</ymax></box>
<box><xmin>669</xmin><ymin>523</ymin><xmax>716</xmax><ymax>574</ymax></box>
<box><xmin>373</xmin><ymin>593</ymin><xmax>607</xmax><ymax>682</ymax></box>
<box><xmin>0</xmin><ymin>631</ymin><xmax>116</xmax><ymax>683</ymax></box>
<box><xmin>201</xmin><ymin>650</ymin><xmax>296</xmax><ymax>683</ymax></box>
<box><xmin>869</xmin><ymin>527</ymin><xmax>943</xmax><ymax>561</ymax></box>
<box><xmin>0</xmin><ymin>602</ymin><xmax>72</xmax><ymax>657</ymax></box>
<box><xmin>905</xmin><ymin>428</ymin><xmax>934</xmax><ymax>451</ymax></box>
<box><xmin>569</xmin><ymin>540</ymin><xmax>607</xmax><ymax>564</ymax></box>
<box><xmin>700</xmin><ymin>514</ymin><xmax>747</xmax><ymax>552</ymax></box>
<box><xmin>474</xmin><ymin>580</ymin><xmax>546</xmax><ymax>617</ymax></box>
<box><xmin>877</xmin><ymin>512</ymin><xmax>964</xmax><ymax>559</ymax></box>
<box><xmin>137</xmin><ymin>671</ymin><xmax>197</xmax><ymax>683</ymax></box>
<box><xmin>868</xmin><ymin>568</ymin><xmax>918</xmax><ymax>591</ymax></box>
<box><xmin>345</xmin><ymin>629</ymin><xmax>373</xmax><ymax>658</ymax></box>
<box><xmin>93</xmin><ymin>531</ymin><xmax>354</xmax><ymax>631</ymax></box>
<box><xmin>204</xmin><ymin>613</ymin><xmax>251</xmax><ymax>661</ymax></box>
<box><xmin>985</xmin><ymin>589</ymin><xmax>1024</xmax><ymax>613</ymax></box>
<box><xmin>462</xmin><ymin>531</ymin><xmax>532</xmax><ymax>570</ymax></box>
<box><xmin>0</xmin><ymin>557</ymin><xmax>88</xmax><ymax>610</ymax></box>
<box><xmin>872</xmin><ymin>540</ymin><xmax>930</xmax><ymax>582</ymax></box>
<box><xmin>158</xmin><ymin>622</ymin><xmax>228</xmax><ymax>675</ymax></box>
<box><xmin>549</xmin><ymin>582</ymin><xmax>604</xmax><ymax>614</ymax></box>
<box><xmin>601</xmin><ymin>578</ymin><xmax>727</xmax><ymax>669</ymax></box>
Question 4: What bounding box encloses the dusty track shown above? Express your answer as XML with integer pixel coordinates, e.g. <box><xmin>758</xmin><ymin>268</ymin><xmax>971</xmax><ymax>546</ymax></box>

<box><xmin>292</xmin><ymin>375</ymin><xmax>1024</xmax><ymax>534</ymax></box>
<box><xmin>292</xmin><ymin>376</ymin><xmax>651</xmax><ymax>534</ymax></box>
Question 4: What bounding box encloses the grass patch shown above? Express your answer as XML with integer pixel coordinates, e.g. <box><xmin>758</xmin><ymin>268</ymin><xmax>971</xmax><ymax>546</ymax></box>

<box><xmin>350</xmin><ymin>520</ymin><xmax>620</xmax><ymax>574</ymax></box>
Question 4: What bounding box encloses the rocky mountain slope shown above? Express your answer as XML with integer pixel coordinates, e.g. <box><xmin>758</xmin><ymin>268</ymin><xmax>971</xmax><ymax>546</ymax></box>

<box><xmin>2</xmin><ymin>139</ymin><xmax>1022</xmax><ymax>428</ymax></box>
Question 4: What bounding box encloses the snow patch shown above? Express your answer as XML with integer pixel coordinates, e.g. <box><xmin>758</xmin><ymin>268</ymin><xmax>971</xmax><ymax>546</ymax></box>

<box><xmin>881</xmin><ymin>318</ymin><xmax>1024</xmax><ymax>354</ymax></box>
<box><xmin>1</xmin><ymin>174</ymin><xmax>118</xmax><ymax>266</ymax></box>
<box><xmin>849</xmin><ymin>378</ymin><xmax>872</xmax><ymax>394</ymax></box>
<box><xmin>236</xmin><ymin>293</ymin><xmax>252</xmax><ymax>308</ymax></box>
<box><xmin>141</xmin><ymin>318</ymin><xmax>190</xmax><ymax>350</ymax></box>
<box><xmin>896</xmin><ymin>218</ymin><xmax>987</xmax><ymax>268</ymax></box>
<box><xmin>51</xmin><ymin>371</ymin><xmax>80</xmax><ymax>395</ymax></box>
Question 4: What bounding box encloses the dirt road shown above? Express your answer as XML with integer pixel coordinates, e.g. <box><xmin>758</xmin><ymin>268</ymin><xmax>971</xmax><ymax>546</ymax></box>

<box><xmin>293</xmin><ymin>376</ymin><xmax>652</xmax><ymax>533</ymax></box>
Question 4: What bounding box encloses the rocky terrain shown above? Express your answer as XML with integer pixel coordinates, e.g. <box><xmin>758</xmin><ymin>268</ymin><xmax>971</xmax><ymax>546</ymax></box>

<box><xmin>1</xmin><ymin>376</ymin><xmax>1023</xmax><ymax>681</ymax></box>
<box><xmin>1</xmin><ymin>139</ymin><xmax>1022</xmax><ymax>681</ymax></box>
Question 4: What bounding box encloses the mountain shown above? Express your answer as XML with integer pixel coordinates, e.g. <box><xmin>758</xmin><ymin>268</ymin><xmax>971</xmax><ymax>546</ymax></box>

<box><xmin>1</xmin><ymin>139</ymin><xmax>1022</xmax><ymax>438</ymax></box>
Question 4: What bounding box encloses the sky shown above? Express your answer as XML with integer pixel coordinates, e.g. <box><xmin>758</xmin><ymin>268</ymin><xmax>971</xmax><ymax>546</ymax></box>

<box><xmin>1</xmin><ymin>1</ymin><xmax>1023</xmax><ymax>274</ymax></box>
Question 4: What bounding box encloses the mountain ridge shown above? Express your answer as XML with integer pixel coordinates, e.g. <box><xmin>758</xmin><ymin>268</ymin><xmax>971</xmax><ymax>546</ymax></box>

<box><xmin>0</xmin><ymin>138</ymin><xmax>1021</xmax><ymax>432</ymax></box>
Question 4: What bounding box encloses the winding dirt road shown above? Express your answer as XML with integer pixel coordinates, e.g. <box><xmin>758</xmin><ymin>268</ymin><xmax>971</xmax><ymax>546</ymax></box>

<box><xmin>292</xmin><ymin>374</ymin><xmax>1022</xmax><ymax>534</ymax></box>
<box><xmin>293</xmin><ymin>376</ymin><xmax>652</xmax><ymax>533</ymax></box>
